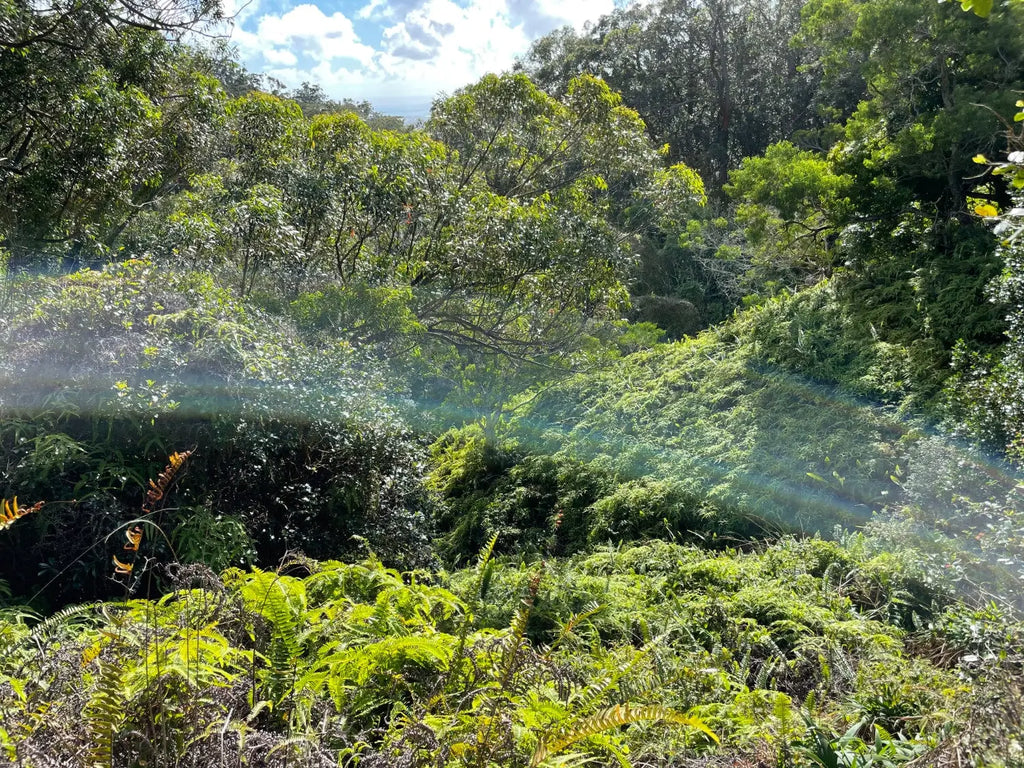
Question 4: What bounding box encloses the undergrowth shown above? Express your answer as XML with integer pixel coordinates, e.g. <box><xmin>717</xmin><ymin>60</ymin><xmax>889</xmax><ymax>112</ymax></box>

<box><xmin>0</xmin><ymin>537</ymin><xmax>1020</xmax><ymax>767</ymax></box>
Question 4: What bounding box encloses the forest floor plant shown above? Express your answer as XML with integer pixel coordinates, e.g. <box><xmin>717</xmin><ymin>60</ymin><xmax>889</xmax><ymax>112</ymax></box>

<box><xmin>0</xmin><ymin>457</ymin><xmax>1018</xmax><ymax>767</ymax></box>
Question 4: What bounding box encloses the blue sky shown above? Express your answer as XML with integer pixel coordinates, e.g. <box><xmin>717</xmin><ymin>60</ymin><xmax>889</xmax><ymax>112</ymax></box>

<box><xmin>223</xmin><ymin>0</ymin><xmax>637</xmax><ymax>118</ymax></box>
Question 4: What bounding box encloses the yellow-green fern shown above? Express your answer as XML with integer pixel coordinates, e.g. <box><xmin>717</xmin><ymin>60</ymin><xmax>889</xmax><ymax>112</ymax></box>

<box><xmin>531</xmin><ymin>704</ymin><xmax>718</xmax><ymax>767</ymax></box>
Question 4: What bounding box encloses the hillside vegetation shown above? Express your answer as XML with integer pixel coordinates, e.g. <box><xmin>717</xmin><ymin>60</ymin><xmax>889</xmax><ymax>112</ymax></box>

<box><xmin>1</xmin><ymin>0</ymin><xmax>1023</xmax><ymax>765</ymax></box>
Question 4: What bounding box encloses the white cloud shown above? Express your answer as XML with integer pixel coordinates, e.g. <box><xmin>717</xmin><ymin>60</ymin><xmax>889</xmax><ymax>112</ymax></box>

<box><xmin>262</xmin><ymin>46</ymin><xmax>299</xmax><ymax>66</ymax></box>
<box><xmin>252</xmin><ymin>4</ymin><xmax>376</xmax><ymax>63</ymax></box>
<box><xmin>371</xmin><ymin>0</ymin><xmax>530</xmax><ymax>99</ymax></box>
<box><xmin>356</xmin><ymin>0</ymin><xmax>391</xmax><ymax>19</ymax></box>
<box><xmin>507</xmin><ymin>0</ymin><xmax>616</xmax><ymax>37</ymax></box>
<box><xmin>227</xmin><ymin>0</ymin><xmax>628</xmax><ymax>117</ymax></box>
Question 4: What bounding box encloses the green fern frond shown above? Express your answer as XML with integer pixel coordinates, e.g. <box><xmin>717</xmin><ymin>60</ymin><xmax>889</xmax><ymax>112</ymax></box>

<box><xmin>531</xmin><ymin>704</ymin><xmax>717</xmax><ymax>767</ymax></box>
<box><xmin>317</xmin><ymin>634</ymin><xmax>455</xmax><ymax>688</ymax></box>
<box><xmin>547</xmin><ymin>602</ymin><xmax>603</xmax><ymax>655</ymax></box>
<box><xmin>475</xmin><ymin>533</ymin><xmax>499</xmax><ymax>600</ymax></box>
<box><xmin>477</xmin><ymin>532</ymin><xmax>499</xmax><ymax>571</ymax></box>
<box><xmin>29</xmin><ymin>603</ymin><xmax>98</xmax><ymax>644</ymax></box>
<box><xmin>571</xmin><ymin>643</ymin><xmax>655</xmax><ymax>713</ymax></box>
<box><xmin>242</xmin><ymin>572</ymin><xmax>307</xmax><ymax>660</ymax></box>
<box><xmin>85</xmin><ymin>659</ymin><xmax>125</xmax><ymax>768</ymax></box>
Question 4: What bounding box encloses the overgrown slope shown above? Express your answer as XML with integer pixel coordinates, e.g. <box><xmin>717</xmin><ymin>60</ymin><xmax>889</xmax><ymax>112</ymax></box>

<box><xmin>431</xmin><ymin>280</ymin><xmax>1024</xmax><ymax>606</ymax></box>
<box><xmin>1</xmin><ymin>540</ymin><xmax>1019</xmax><ymax>767</ymax></box>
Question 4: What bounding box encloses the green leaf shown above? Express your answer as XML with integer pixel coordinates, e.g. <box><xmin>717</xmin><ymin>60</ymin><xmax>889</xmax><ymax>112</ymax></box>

<box><xmin>961</xmin><ymin>0</ymin><xmax>993</xmax><ymax>17</ymax></box>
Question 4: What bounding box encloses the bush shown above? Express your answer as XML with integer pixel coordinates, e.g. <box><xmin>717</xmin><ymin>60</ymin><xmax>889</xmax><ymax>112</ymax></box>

<box><xmin>0</xmin><ymin>261</ymin><xmax>432</xmax><ymax>605</ymax></box>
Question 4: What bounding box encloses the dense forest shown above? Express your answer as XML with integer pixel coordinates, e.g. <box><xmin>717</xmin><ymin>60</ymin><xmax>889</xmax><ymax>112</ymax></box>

<box><xmin>1</xmin><ymin>0</ymin><xmax>1023</xmax><ymax>765</ymax></box>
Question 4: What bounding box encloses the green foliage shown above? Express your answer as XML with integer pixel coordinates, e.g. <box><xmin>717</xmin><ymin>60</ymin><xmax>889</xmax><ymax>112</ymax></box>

<box><xmin>729</xmin><ymin>142</ymin><xmax>851</xmax><ymax>225</ymax></box>
<box><xmin>516</xmin><ymin>0</ymin><xmax>828</xmax><ymax>198</ymax></box>
<box><xmin>3</xmin><ymin>1</ymin><xmax>1024</xmax><ymax>764</ymax></box>
<box><xmin>0</xmin><ymin>261</ymin><xmax>432</xmax><ymax>602</ymax></box>
<box><xmin>137</xmin><ymin>71</ymin><xmax>667</xmax><ymax>381</ymax></box>
<box><xmin>793</xmin><ymin>714</ymin><xmax>929</xmax><ymax>768</ymax></box>
<box><xmin>0</xmin><ymin>0</ymin><xmax>226</xmax><ymax>269</ymax></box>
<box><xmin>288</xmin><ymin>283</ymin><xmax>420</xmax><ymax>347</ymax></box>
<box><xmin>171</xmin><ymin>506</ymin><xmax>255</xmax><ymax>573</ymax></box>
<box><xmin>489</xmin><ymin>284</ymin><xmax>923</xmax><ymax>541</ymax></box>
<box><xmin>0</xmin><ymin>555</ymin><xmax>729</xmax><ymax>766</ymax></box>
<box><xmin>1</xmin><ymin>511</ymin><xmax>1011</xmax><ymax>766</ymax></box>
<box><xmin>586</xmin><ymin>478</ymin><xmax>706</xmax><ymax>546</ymax></box>
<box><xmin>727</xmin><ymin>141</ymin><xmax>853</xmax><ymax>293</ymax></box>
<box><xmin>943</xmin><ymin>146</ymin><xmax>1024</xmax><ymax>466</ymax></box>
<box><xmin>426</xmin><ymin>273</ymin><xmax>1023</xmax><ymax>584</ymax></box>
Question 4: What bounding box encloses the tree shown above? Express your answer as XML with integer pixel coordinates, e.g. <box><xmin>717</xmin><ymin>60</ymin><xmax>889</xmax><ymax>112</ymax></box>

<box><xmin>286</xmin><ymin>81</ymin><xmax>406</xmax><ymax>130</ymax></box>
<box><xmin>145</xmin><ymin>72</ymin><xmax>692</xmax><ymax>384</ymax></box>
<box><xmin>726</xmin><ymin>0</ymin><xmax>1024</xmax><ymax>349</ymax></box>
<box><xmin>418</xmin><ymin>74</ymin><xmax>699</xmax><ymax>359</ymax></box>
<box><xmin>516</xmin><ymin>0</ymin><xmax>829</xmax><ymax>200</ymax></box>
<box><xmin>802</xmin><ymin>0</ymin><xmax>1024</xmax><ymax>223</ymax></box>
<box><xmin>725</xmin><ymin>140</ymin><xmax>852</xmax><ymax>292</ymax></box>
<box><xmin>0</xmin><ymin>0</ymin><xmax>225</xmax><ymax>270</ymax></box>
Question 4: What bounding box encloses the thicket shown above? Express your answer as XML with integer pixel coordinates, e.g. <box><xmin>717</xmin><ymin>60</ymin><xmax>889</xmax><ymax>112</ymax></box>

<box><xmin>1</xmin><ymin>539</ymin><xmax>1020</xmax><ymax>767</ymax></box>
<box><xmin>0</xmin><ymin>260</ymin><xmax>432</xmax><ymax>605</ymax></box>
<box><xmin>431</xmin><ymin>284</ymin><xmax>910</xmax><ymax>559</ymax></box>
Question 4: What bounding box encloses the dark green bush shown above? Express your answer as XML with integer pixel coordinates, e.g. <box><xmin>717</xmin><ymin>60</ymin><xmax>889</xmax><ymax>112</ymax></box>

<box><xmin>0</xmin><ymin>262</ymin><xmax>432</xmax><ymax>605</ymax></box>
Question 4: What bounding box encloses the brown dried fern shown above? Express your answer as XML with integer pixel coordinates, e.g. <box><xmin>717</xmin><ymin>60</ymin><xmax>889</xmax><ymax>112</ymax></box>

<box><xmin>112</xmin><ymin>450</ymin><xmax>192</xmax><ymax>579</ymax></box>
<box><xmin>142</xmin><ymin>449</ymin><xmax>193</xmax><ymax>514</ymax></box>
<box><xmin>0</xmin><ymin>497</ymin><xmax>44</xmax><ymax>531</ymax></box>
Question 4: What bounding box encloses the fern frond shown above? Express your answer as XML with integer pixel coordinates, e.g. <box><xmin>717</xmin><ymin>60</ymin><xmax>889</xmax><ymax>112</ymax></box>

<box><xmin>0</xmin><ymin>497</ymin><xmax>44</xmax><ymax>531</ymax></box>
<box><xmin>570</xmin><ymin>643</ymin><xmax>656</xmax><ymax>713</ymax></box>
<box><xmin>531</xmin><ymin>704</ymin><xmax>718</xmax><ymax>767</ymax></box>
<box><xmin>123</xmin><ymin>526</ymin><xmax>143</xmax><ymax>552</ymax></box>
<box><xmin>81</xmin><ymin>641</ymin><xmax>103</xmax><ymax>667</ymax></box>
<box><xmin>86</xmin><ymin>658</ymin><xmax>125</xmax><ymax>768</ymax></box>
<box><xmin>477</xmin><ymin>533</ymin><xmax>499</xmax><ymax>571</ymax></box>
<box><xmin>498</xmin><ymin>563</ymin><xmax>545</xmax><ymax>691</ymax></box>
<box><xmin>142</xmin><ymin>450</ymin><xmax>193</xmax><ymax>514</ymax></box>
<box><xmin>475</xmin><ymin>533</ymin><xmax>499</xmax><ymax>602</ymax></box>
<box><xmin>29</xmin><ymin>603</ymin><xmax>98</xmax><ymax>644</ymax></box>
<box><xmin>754</xmin><ymin>654</ymin><xmax>782</xmax><ymax>690</ymax></box>
<box><xmin>261</xmin><ymin>578</ymin><xmax>305</xmax><ymax>660</ymax></box>
<box><xmin>547</xmin><ymin>602</ymin><xmax>603</xmax><ymax>656</ymax></box>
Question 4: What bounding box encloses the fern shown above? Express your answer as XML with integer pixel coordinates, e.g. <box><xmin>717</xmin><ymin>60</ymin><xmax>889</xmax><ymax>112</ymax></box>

<box><xmin>234</xmin><ymin>569</ymin><xmax>310</xmax><ymax>714</ymax></box>
<box><xmin>569</xmin><ymin>643</ymin><xmax>658</xmax><ymax>715</ymax></box>
<box><xmin>311</xmin><ymin>633</ymin><xmax>455</xmax><ymax>710</ymax></box>
<box><xmin>110</xmin><ymin>449</ymin><xmax>193</xmax><ymax>581</ymax></box>
<box><xmin>502</xmin><ymin>565</ymin><xmax>544</xmax><ymax>681</ymax></box>
<box><xmin>546</xmin><ymin>601</ymin><xmax>603</xmax><ymax>656</ymax></box>
<box><xmin>449</xmin><ymin>534</ymin><xmax>501</xmax><ymax>699</ymax></box>
<box><xmin>531</xmin><ymin>704</ymin><xmax>718</xmax><ymax>767</ymax></box>
<box><xmin>29</xmin><ymin>603</ymin><xmax>98</xmax><ymax>645</ymax></box>
<box><xmin>85</xmin><ymin>658</ymin><xmax>125</xmax><ymax>768</ymax></box>
<box><xmin>142</xmin><ymin>449</ymin><xmax>193</xmax><ymax>514</ymax></box>
<box><xmin>474</xmin><ymin>533</ymin><xmax>500</xmax><ymax>604</ymax></box>
<box><xmin>0</xmin><ymin>497</ymin><xmax>44</xmax><ymax>531</ymax></box>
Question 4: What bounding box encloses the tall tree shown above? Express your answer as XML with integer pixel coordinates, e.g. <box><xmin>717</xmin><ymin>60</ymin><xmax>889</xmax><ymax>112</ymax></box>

<box><xmin>0</xmin><ymin>0</ymin><xmax>225</xmax><ymax>269</ymax></box>
<box><xmin>517</xmin><ymin>0</ymin><xmax>830</xmax><ymax>200</ymax></box>
<box><xmin>727</xmin><ymin>0</ymin><xmax>1024</xmax><ymax>394</ymax></box>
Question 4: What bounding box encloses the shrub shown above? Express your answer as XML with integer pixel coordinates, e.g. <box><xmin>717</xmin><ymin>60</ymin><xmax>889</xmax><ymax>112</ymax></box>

<box><xmin>0</xmin><ymin>261</ymin><xmax>432</xmax><ymax>604</ymax></box>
